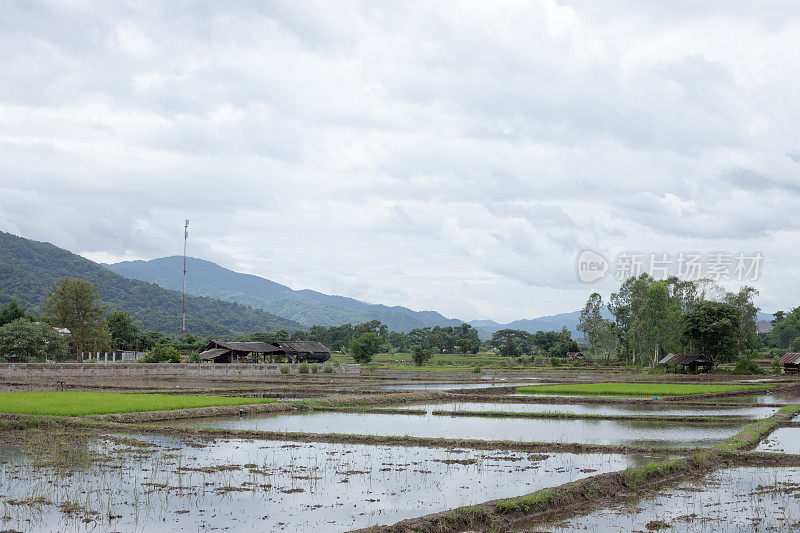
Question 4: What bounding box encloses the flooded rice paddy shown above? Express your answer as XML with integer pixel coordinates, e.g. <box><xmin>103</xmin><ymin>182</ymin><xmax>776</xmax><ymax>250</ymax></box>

<box><xmin>394</xmin><ymin>401</ymin><xmax>779</xmax><ymax>418</ymax></box>
<box><xmin>536</xmin><ymin>466</ymin><xmax>800</xmax><ymax>532</ymax></box>
<box><xmin>0</xmin><ymin>434</ymin><xmax>663</xmax><ymax>532</ymax></box>
<box><xmin>175</xmin><ymin>411</ymin><xmax>747</xmax><ymax>447</ymax></box>
<box><xmin>756</xmin><ymin>428</ymin><xmax>800</xmax><ymax>454</ymax></box>
<box><xmin>375</xmin><ymin>380</ymin><xmax>547</xmax><ymax>391</ymax></box>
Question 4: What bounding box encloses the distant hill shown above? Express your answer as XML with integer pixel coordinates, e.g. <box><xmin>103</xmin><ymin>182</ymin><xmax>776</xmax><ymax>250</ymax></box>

<box><xmin>0</xmin><ymin>231</ymin><xmax>302</xmax><ymax>337</ymax></box>
<box><xmin>107</xmin><ymin>256</ymin><xmax>465</xmax><ymax>333</ymax></box>
<box><xmin>469</xmin><ymin>310</ymin><xmax>608</xmax><ymax>339</ymax></box>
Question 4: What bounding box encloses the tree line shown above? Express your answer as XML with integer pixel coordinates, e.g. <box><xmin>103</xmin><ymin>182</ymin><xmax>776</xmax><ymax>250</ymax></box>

<box><xmin>577</xmin><ymin>275</ymin><xmax>761</xmax><ymax>365</ymax></box>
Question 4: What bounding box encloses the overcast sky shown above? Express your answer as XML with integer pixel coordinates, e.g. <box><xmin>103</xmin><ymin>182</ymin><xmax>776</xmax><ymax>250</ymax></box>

<box><xmin>1</xmin><ymin>1</ymin><xmax>799</xmax><ymax>323</ymax></box>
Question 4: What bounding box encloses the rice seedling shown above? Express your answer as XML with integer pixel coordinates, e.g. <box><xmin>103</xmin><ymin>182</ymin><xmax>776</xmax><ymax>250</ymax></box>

<box><xmin>0</xmin><ymin>392</ymin><xmax>277</xmax><ymax>416</ymax></box>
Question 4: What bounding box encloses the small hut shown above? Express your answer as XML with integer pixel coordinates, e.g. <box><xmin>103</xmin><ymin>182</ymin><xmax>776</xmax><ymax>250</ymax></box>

<box><xmin>658</xmin><ymin>353</ymin><xmax>714</xmax><ymax>373</ymax></box>
<box><xmin>197</xmin><ymin>340</ymin><xmax>281</xmax><ymax>363</ymax></box>
<box><xmin>780</xmin><ymin>353</ymin><xmax>800</xmax><ymax>374</ymax></box>
<box><xmin>566</xmin><ymin>351</ymin><xmax>585</xmax><ymax>363</ymax></box>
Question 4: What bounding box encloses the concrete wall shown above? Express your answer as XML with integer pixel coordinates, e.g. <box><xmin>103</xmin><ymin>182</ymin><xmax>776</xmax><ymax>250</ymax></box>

<box><xmin>0</xmin><ymin>362</ymin><xmax>360</xmax><ymax>379</ymax></box>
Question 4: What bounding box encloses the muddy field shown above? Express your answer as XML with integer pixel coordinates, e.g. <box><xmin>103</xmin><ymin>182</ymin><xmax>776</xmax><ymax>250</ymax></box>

<box><xmin>0</xmin><ymin>371</ymin><xmax>798</xmax><ymax>532</ymax></box>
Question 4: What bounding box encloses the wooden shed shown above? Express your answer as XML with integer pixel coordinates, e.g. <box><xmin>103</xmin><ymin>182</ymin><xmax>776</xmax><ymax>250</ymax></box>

<box><xmin>780</xmin><ymin>353</ymin><xmax>800</xmax><ymax>374</ymax></box>
<box><xmin>198</xmin><ymin>340</ymin><xmax>281</xmax><ymax>363</ymax></box>
<box><xmin>658</xmin><ymin>353</ymin><xmax>714</xmax><ymax>373</ymax></box>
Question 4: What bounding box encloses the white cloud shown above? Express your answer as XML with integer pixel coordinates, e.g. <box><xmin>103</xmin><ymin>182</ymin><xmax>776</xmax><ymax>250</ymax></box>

<box><xmin>1</xmin><ymin>0</ymin><xmax>799</xmax><ymax>322</ymax></box>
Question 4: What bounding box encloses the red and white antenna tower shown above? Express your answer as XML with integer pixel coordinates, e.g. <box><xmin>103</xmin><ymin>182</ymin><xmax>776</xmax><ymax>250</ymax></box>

<box><xmin>182</xmin><ymin>218</ymin><xmax>189</xmax><ymax>339</ymax></box>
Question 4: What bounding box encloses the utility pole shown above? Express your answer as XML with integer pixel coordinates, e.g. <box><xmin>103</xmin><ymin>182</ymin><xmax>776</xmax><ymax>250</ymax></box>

<box><xmin>182</xmin><ymin>218</ymin><xmax>189</xmax><ymax>339</ymax></box>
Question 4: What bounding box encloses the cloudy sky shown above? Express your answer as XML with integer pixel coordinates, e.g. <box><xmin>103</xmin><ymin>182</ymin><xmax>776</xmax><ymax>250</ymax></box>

<box><xmin>1</xmin><ymin>1</ymin><xmax>799</xmax><ymax>323</ymax></box>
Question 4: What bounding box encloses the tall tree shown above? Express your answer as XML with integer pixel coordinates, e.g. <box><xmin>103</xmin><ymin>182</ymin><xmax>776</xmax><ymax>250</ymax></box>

<box><xmin>42</xmin><ymin>277</ymin><xmax>109</xmax><ymax>354</ymax></box>
<box><xmin>682</xmin><ymin>301</ymin><xmax>741</xmax><ymax>362</ymax></box>
<box><xmin>641</xmin><ymin>281</ymin><xmax>681</xmax><ymax>366</ymax></box>
<box><xmin>578</xmin><ymin>293</ymin><xmax>604</xmax><ymax>357</ymax></box>
<box><xmin>723</xmin><ymin>286</ymin><xmax>760</xmax><ymax>353</ymax></box>
<box><xmin>106</xmin><ymin>310</ymin><xmax>140</xmax><ymax>350</ymax></box>
<box><xmin>489</xmin><ymin>329</ymin><xmax>532</xmax><ymax>357</ymax></box>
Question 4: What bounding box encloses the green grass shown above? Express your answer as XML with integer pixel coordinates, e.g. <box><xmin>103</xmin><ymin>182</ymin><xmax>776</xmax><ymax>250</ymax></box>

<box><xmin>0</xmin><ymin>392</ymin><xmax>277</xmax><ymax>417</ymax></box>
<box><xmin>516</xmin><ymin>382</ymin><xmax>771</xmax><ymax>396</ymax></box>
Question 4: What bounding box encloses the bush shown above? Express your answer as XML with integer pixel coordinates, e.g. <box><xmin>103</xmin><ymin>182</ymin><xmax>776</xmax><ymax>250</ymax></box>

<box><xmin>279</xmin><ymin>365</ymin><xmax>290</xmax><ymax>375</ymax></box>
<box><xmin>140</xmin><ymin>345</ymin><xmax>181</xmax><ymax>363</ymax></box>
<box><xmin>333</xmin><ymin>360</ymin><xmax>341</xmax><ymax>369</ymax></box>
<box><xmin>350</xmin><ymin>332</ymin><xmax>382</xmax><ymax>364</ymax></box>
<box><xmin>188</xmin><ymin>353</ymin><xmax>202</xmax><ymax>363</ymax></box>
<box><xmin>412</xmin><ymin>346</ymin><xmax>433</xmax><ymax>366</ymax></box>
<box><xmin>731</xmin><ymin>355</ymin><xmax>766</xmax><ymax>375</ymax></box>
<box><xmin>771</xmin><ymin>358</ymin><xmax>783</xmax><ymax>375</ymax></box>
<box><xmin>532</xmin><ymin>356</ymin><xmax>543</xmax><ymax>366</ymax></box>
<box><xmin>324</xmin><ymin>365</ymin><xmax>334</xmax><ymax>373</ymax></box>
<box><xmin>298</xmin><ymin>362</ymin><xmax>310</xmax><ymax>374</ymax></box>
<box><xmin>550</xmin><ymin>357</ymin><xmax>561</xmax><ymax>367</ymax></box>
<box><xmin>472</xmin><ymin>366</ymin><xmax>481</xmax><ymax>373</ymax></box>
<box><xmin>311</xmin><ymin>363</ymin><xmax>319</xmax><ymax>373</ymax></box>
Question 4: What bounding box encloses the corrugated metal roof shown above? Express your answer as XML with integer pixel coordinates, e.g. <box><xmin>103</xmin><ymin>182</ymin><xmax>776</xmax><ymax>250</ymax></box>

<box><xmin>273</xmin><ymin>341</ymin><xmax>330</xmax><ymax>353</ymax></box>
<box><xmin>659</xmin><ymin>353</ymin><xmax>711</xmax><ymax>365</ymax></box>
<box><xmin>780</xmin><ymin>353</ymin><xmax>800</xmax><ymax>364</ymax></box>
<box><xmin>204</xmin><ymin>340</ymin><xmax>282</xmax><ymax>353</ymax></box>
<box><xmin>199</xmin><ymin>348</ymin><xmax>229</xmax><ymax>360</ymax></box>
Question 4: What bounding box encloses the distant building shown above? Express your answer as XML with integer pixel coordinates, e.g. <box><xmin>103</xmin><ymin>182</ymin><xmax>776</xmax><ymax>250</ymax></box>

<box><xmin>757</xmin><ymin>321</ymin><xmax>774</xmax><ymax>334</ymax></box>
<box><xmin>780</xmin><ymin>353</ymin><xmax>800</xmax><ymax>374</ymax></box>
<box><xmin>198</xmin><ymin>340</ymin><xmax>331</xmax><ymax>363</ymax></box>
<box><xmin>566</xmin><ymin>351</ymin><xmax>585</xmax><ymax>363</ymax></box>
<box><xmin>658</xmin><ymin>353</ymin><xmax>714</xmax><ymax>373</ymax></box>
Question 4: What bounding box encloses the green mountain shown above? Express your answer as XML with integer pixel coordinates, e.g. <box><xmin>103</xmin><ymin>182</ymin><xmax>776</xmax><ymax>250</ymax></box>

<box><xmin>0</xmin><ymin>231</ymin><xmax>302</xmax><ymax>337</ymax></box>
<box><xmin>106</xmin><ymin>256</ymin><xmax>465</xmax><ymax>332</ymax></box>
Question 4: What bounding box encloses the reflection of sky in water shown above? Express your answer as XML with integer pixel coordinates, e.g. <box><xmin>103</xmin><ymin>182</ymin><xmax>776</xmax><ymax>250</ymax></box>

<box><xmin>541</xmin><ymin>466</ymin><xmax>800</xmax><ymax>532</ymax></box>
<box><xmin>756</xmin><ymin>427</ymin><xmax>800</xmax><ymax>454</ymax></box>
<box><xmin>394</xmin><ymin>401</ymin><xmax>779</xmax><ymax>418</ymax></box>
<box><xmin>177</xmin><ymin>411</ymin><xmax>745</xmax><ymax>448</ymax></box>
<box><xmin>0</xmin><ymin>436</ymin><xmax>664</xmax><ymax>532</ymax></box>
<box><xmin>375</xmin><ymin>379</ymin><xmax>550</xmax><ymax>390</ymax></box>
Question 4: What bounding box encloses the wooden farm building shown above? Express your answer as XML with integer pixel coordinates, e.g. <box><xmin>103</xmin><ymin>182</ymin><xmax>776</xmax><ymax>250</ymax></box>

<box><xmin>658</xmin><ymin>353</ymin><xmax>714</xmax><ymax>373</ymax></box>
<box><xmin>566</xmin><ymin>351</ymin><xmax>585</xmax><ymax>363</ymax></box>
<box><xmin>198</xmin><ymin>340</ymin><xmax>331</xmax><ymax>363</ymax></box>
<box><xmin>780</xmin><ymin>353</ymin><xmax>800</xmax><ymax>374</ymax></box>
<box><xmin>272</xmin><ymin>341</ymin><xmax>331</xmax><ymax>363</ymax></box>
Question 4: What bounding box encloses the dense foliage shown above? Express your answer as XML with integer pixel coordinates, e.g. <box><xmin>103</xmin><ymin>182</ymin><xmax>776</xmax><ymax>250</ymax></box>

<box><xmin>603</xmin><ymin>274</ymin><xmax>760</xmax><ymax>365</ymax></box>
<box><xmin>0</xmin><ymin>319</ymin><xmax>67</xmax><ymax>361</ymax></box>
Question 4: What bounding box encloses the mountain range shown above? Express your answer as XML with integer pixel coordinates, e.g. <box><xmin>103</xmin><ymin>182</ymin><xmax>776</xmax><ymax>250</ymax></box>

<box><xmin>1</xmin><ymin>231</ymin><xmax>772</xmax><ymax>339</ymax></box>
<box><xmin>105</xmin><ymin>256</ymin><xmax>600</xmax><ymax>336</ymax></box>
<box><xmin>0</xmin><ymin>231</ymin><xmax>301</xmax><ymax>337</ymax></box>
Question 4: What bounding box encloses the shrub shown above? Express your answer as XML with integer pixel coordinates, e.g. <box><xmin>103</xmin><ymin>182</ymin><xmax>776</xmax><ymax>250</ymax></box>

<box><xmin>731</xmin><ymin>355</ymin><xmax>765</xmax><ymax>375</ymax></box>
<box><xmin>188</xmin><ymin>353</ymin><xmax>202</xmax><ymax>363</ymax></box>
<box><xmin>324</xmin><ymin>365</ymin><xmax>334</xmax><ymax>373</ymax></box>
<box><xmin>472</xmin><ymin>366</ymin><xmax>481</xmax><ymax>373</ymax></box>
<box><xmin>532</xmin><ymin>356</ymin><xmax>543</xmax><ymax>366</ymax></box>
<box><xmin>412</xmin><ymin>346</ymin><xmax>433</xmax><ymax>366</ymax></box>
<box><xmin>333</xmin><ymin>360</ymin><xmax>342</xmax><ymax>369</ymax></box>
<box><xmin>140</xmin><ymin>345</ymin><xmax>181</xmax><ymax>363</ymax></box>
<box><xmin>279</xmin><ymin>365</ymin><xmax>290</xmax><ymax>375</ymax></box>
<box><xmin>550</xmin><ymin>357</ymin><xmax>561</xmax><ymax>367</ymax></box>
<box><xmin>771</xmin><ymin>357</ymin><xmax>783</xmax><ymax>375</ymax></box>
<box><xmin>311</xmin><ymin>363</ymin><xmax>319</xmax><ymax>373</ymax></box>
<box><xmin>298</xmin><ymin>362</ymin><xmax>310</xmax><ymax>374</ymax></box>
